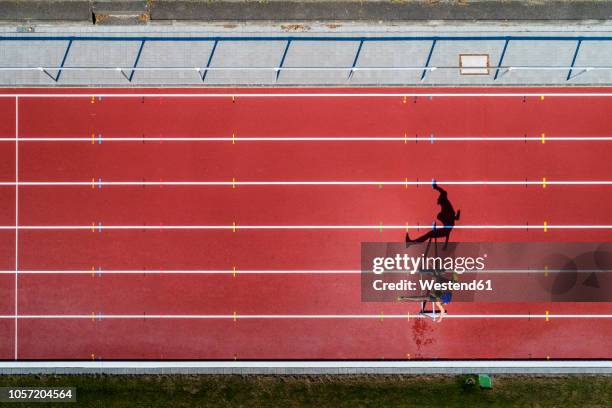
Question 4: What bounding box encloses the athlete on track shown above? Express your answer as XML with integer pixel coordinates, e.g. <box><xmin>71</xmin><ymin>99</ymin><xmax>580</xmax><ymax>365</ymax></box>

<box><xmin>401</xmin><ymin>180</ymin><xmax>461</xmax><ymax>321</ymax></box>
<box><xmin>397</xmin><ymin>272</ymin><xmax>453</xmax><ymax>322</ymax></box>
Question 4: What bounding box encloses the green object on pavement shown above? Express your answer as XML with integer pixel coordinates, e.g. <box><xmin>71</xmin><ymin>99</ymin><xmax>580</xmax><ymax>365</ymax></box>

<box><xmin>478</xmin><ymin>374</ymin><xmax>493</xmax><ymax>389</ymax></box>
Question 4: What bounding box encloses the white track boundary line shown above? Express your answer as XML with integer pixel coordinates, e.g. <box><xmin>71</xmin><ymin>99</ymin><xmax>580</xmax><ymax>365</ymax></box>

<box><xmin>2</xmin><ymin>93</ymin><xmax>612</xmax><ymax>98</ymax></box>
<box><xmin>2</xmin><ymin>136</ymin><xmax>612</xmax><ymax>142</ymax></box>
<box><xmin>0</xmin><ymin>224</ymin><xmax>611</xmax><ymax>230</ymax></box>
<box><xmin>1</xmin><ymin>180</ymin><xmax>611</xmax><ymax>187</ymax></box>
<box><xmin>0</xmin><ymin>361</ymin><xmax>608</xmax><ymax>370</ymax></box>
<box><xmin>0</xmin><ymin>314</ymin><xmax>610</xmax><ymax>319</ymax></box>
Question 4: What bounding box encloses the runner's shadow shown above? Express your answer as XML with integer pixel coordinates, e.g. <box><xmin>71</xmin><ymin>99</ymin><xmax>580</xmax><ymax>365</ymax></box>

<box><xmin>406</xmin><ymin>182</ymin><xmax>461</xmax><ymax>250</ymax></box>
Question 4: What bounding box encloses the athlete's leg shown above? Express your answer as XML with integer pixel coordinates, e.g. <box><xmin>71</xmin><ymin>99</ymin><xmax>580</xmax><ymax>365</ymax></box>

<box><xmin>397</xmin><ymin>295</ymin><xmax>430</xmax><ymax>302</ymax></box>
<box><xmin>406</xmin><ymin>228</ymin><xmax>449</xmax><ymax>243</ymax></box>
<box><xmin>434</xmin><ymin>301</ymin><xmax>447</xmax><ymax>322</ymax></box>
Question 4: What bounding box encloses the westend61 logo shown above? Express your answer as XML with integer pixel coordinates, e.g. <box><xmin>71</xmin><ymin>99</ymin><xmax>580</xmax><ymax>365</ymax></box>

<box><xmin>372</xmin><ymin>253</ymin><xmax>486</xmax><ymax>275</ymax></box>
<box><xmin>361</xmin><ymin>242</ymin><xmax>612</xmax><ymax>302</ymax></box>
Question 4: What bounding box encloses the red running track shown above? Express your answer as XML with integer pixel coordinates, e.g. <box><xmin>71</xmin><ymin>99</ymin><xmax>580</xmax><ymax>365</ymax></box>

<box><xmin>0</xmin><ymin>87</ymin><xmax>611</xmax><ymax>360</ymax></box>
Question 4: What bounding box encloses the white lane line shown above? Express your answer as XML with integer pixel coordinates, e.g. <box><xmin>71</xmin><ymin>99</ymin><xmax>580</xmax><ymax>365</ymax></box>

<box><xmin>0</xmin><ymin>180</ymin><xmax>611</xmax><ymax>187</ymax></box>
<box><xmin>2</xmin><ymin>136</ymin><xmax>612</xmax><ymax>142</ymax></box>
<box><xmin>0</xmin><ymin>314</ymin><xmax>610</xmax><ymax>319</ymax></box>
<box><xmin>3</xmin><ymin>270</ymin><xmax>361</xmax><ymax>275</ymax></box>
<box><xmin>0</xmin><ymin>269</ymin><xmax>609</xmax><ymax>275</ymax></box>
<box><xmin>3</xmin><ymin>93</ymin><xmax>612</xmax><ymax>98</ymax></box>
<box><xmin>1</xmin><ymin>224</ymin><xmax>611</xmax><ymax>230</ymax></box>
<box><xmin>14</xmin><ymin>95</ymin><xmax>18</xmax><ymax>361</ymax></box>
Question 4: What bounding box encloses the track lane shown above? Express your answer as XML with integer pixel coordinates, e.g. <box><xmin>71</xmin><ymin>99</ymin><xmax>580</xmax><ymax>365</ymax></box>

<box><xmin>17</xmin><ymin>317</ymin><xmax>612</xmax><ymax>360</ymax></box>
<box><xmin>17</xmin><ymin>272</ymin><xmax>612</xmax><ymax>315</ymax></box>
<box><xmin>15</xmin><ymin>229</ymin><xmax>612</xmax><ymax>272</ymax></box>
<box><xmin>17</xmin><ymin>93</ymin><xmax>612</xmax><ymax>138</ymax></box>
<box><xmin>16</xmin><ymin>186</ymin><xmax>612</xmax><ymax>226</ymax></box>
<box><xmin>17</xmin><ymin>142</ymin><xmax>612</xmax><ymax>182</ymax></box>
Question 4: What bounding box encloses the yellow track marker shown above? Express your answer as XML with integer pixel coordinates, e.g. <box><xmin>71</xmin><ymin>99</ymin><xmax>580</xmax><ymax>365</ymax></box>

<box><xmin>233</xmin><ymin>311</ymin><xmax>237</xmax><ymax>322</ymax></box>
<box><xmin>544</xmin><ymin>265</ymin><xmax>548</xmax><ymax>277</ymax></box>
<box><xmin>91</xmin><ymin>222</ymin><xmax>95</xmax><ymax>233</ymax></box>
<box><xmin>406</xmin><ymin>353</ymin><xmax>411</xmax><ymax>360</ymax></box>
<box><xmin>232</xmin><ymin>177</ymin><xmax>236</xmax><ymax>189</ymax></box>
<box><xmin>91</xmin><ymin>266</ymin><xmax>95</xmax><ymax>278</ymax></box>
<box><xmin>542</xmin><ymin>177</ymin><xmax>547</xmax><ymax>188</ymax></box>
<box><xmin>232</xmin><ymin>96</ymin><xmax>235</xmax><ymax>103</ymax></box>
<box><xmin>91</xmin><ymin>178</ymin><xmax>95</xmax><ymax>189</ymax></box>
<box><xmin>91</xmin><ymin>312</ymin><xmax>95</xmax><ymax>322</ymax></box>
<box><xmin>91</xmin><ymin>353</ymin><xmax>95</xmax><ymax>360</ymax></box>
<box><xmin>403</xmin><ymin>96</ymin><xmax>407</xmax><ymax>104</ymax></box>
<box><xmin>541</xmin><ymin>133</ymin><xmax>546</xmax><ymax>144</ymax></box>
<box><xmin>232</xmin><ymin>266</ymin><xmax>236</xmax><ymax>278</ymax></box>
<box><xmin>379</xmin><ymin>222</ymin><xmax>383</xmax><ymax>233</ymax></box>
<box><xmin>91</xmin><ymin>96</ymin><xmax>95</xmax><ymax>104</ymax></box>
<box><xmin>404</xmin><ymin>132</ymin><xmax>407</xmax><ymax>144</ymax></box>
<box><xmin>544</xmin><ymin>221</ymin><xmax>548</xmax><ymax>232</ymax></box>
<box><xmin>91</xmin><ymin>133</ymin><xmax>95</xmax><ymax>144</ymax></box>
<box><xmin>540</xmin><ymin>95</ymin><xmax>545</xmax><ymax>101</ymax></box>
<box><xmin>405</xmin><ymin>222</ymin><xmax>409</xmax><ymax>233</ymax></box>
<box><xmin>405</xmin><ymin>177</ymin><xmax>408</xmax><ymax>189</ymax></box>
<box><xmin>232</xmin><ymin>222</ymin><xmax>236</xmax><ymax>233</ymax></box>
<box><xmin>407</xmin><ymin>311</ymin><xmax>410</xmax><ymax>321</ymax></box>
<box><xmin>547</xmin><ymin>355</ymin><xmax>550</xmax><ymax>360</ymax></box>
<box><xmin>380</xmin><ymin>311</ymin><xmax>384</xmax><ymax>322</ymax></box>
<box><xmin>232</xmin><ymin>132</ymin><xmax>235</xmax><ymax>145</ymax></box>
<box><xmin>545</xmin><ymin>310</ymin><xmax>550</xmax><ymax>321</ymax></box>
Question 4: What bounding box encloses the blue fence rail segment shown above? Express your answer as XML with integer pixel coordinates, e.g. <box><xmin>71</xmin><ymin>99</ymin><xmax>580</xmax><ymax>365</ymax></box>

<box><xmin>53</xmin><ymin>39</ymin><xmax>73</xmax><ymax>82</ymax></box>
<box><xmin>493</xmin><ymin>39</ymin><xmax>510</xmax><ymax>81</ymax></box>
<box><xmin>126</xmin><ymin>40</ymin><xmax>146</xmax><ymax>82</ymax></box>
<box><xmin>4</xmin><ymin>35</ymin><xmax>612</xmax><ymax>82</ymax></box>
<box><xmin>348</xmin><ymin>39</ymin><xmax>364</xmax><ymax>79</ymax></box>
<box><xmin>276</xmin><ymin>40</ymin><xmax>292</xmax><ymax>82</ymax></box>
<box><xmin>421</xmin><ymin>39</ymin><xmax>437</xmax><ymax>81</ymax></box>
<box><xmin>4</xmin><ymin>35</ymin><xmax>612</xmax><ymax>41</ymax></box>
<box><xmin>567</xmin><ymin>39</ymin><xmax>583</xmax><ymax>81</ymax></box>
<box><xmin>201</xmin><ymin>39</ymin><xmax>219</xmax><ymax>82</ymax></box>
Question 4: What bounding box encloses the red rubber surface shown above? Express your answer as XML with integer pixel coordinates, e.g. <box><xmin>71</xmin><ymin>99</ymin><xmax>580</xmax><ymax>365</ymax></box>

<box><xmin>1</xmin><ymin>87</ymin><xmax>611</xmax><ymax>360</ymax></box>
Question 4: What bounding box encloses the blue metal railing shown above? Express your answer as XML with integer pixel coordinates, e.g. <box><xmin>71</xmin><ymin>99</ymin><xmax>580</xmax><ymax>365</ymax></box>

<box><xmin>3</xmin><ymin>34</ymin><xmax>612</xmax><ymax>83</ymax></box>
